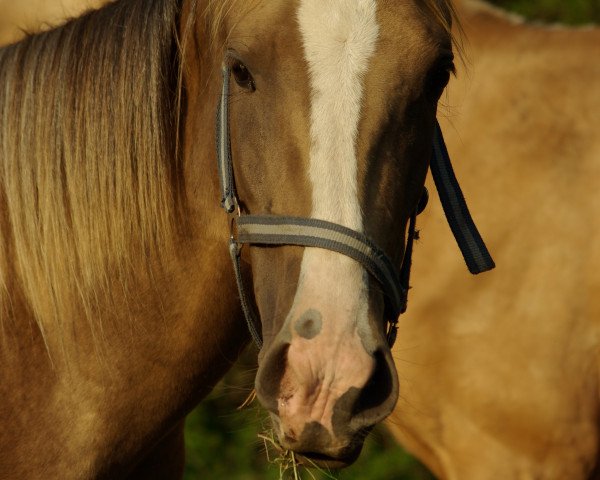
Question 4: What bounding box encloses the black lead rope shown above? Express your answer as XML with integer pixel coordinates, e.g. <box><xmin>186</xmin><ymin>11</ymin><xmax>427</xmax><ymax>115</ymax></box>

<box><xmin>216</xmin><ymin>62</ymin><xmax>494</xmax><ymax>349</ymax></box>
<box><xmin>431</xmin><ymin>123</ymin><xmax>495</xmax><ymax>274</ymax></box>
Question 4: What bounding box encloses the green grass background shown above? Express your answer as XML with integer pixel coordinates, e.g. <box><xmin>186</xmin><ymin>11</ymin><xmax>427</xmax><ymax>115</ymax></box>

<box><xmin>488</xmin><ymin>0</ymin><xmax>600</xmax><ymax>24</ymax></box>
<box><xmin>183</xmin><ymin>2</ymin><xmax>598</xmax><ymax>479</ymax></box>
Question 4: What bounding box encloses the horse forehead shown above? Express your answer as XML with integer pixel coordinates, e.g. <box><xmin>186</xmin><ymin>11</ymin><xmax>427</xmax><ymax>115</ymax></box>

<box><xmin>230</xmin><ymin>0</ymin><xmax>444</xmax><ymax>54</ymax></box>
<box><xmin>229</xmin><ymin>0</ymin><xmax>446</xmax><ymax>178</ymax></box>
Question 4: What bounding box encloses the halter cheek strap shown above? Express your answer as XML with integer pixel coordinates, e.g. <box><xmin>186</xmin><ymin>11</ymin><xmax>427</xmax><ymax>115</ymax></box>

<box><xmin>216</xmin><ymin>63</ymin><xmax>494</xmax><ymax>349</ymax></box>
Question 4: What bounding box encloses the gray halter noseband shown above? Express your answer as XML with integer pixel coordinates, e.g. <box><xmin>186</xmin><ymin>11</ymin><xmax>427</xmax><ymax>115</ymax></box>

<box><xmin>216</xmin><ymin>62</ymin><xmax>495</xmax><ymax>349</ymax></box>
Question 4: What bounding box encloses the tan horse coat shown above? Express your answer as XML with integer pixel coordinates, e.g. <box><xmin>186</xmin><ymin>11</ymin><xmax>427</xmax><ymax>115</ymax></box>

<box><xmin>386</xmin><ymin>1</ymin><xmax>600</xmax><ymax>479</ymax></box>
<box><xmin>0</xmin><ymin>0</ymin><xmax>109</xmax><ymax>45</ymax></box>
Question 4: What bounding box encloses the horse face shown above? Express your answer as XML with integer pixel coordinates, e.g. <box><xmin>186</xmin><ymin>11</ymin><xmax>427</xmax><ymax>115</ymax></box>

<box><xmin>223</xmin><ymin>0</ymin><xmax>453</xmax><ymax>467</ymax></box>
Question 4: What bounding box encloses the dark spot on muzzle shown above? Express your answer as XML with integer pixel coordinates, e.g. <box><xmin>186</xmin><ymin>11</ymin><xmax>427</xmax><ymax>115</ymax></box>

<box><xmin>298</xmin><ymin>421</ymin><xmax>332</xmax><ymax>446</ymax></box>
<box><xmin>294</xmin><ymin>309</ymin><xmax>323</xmax><ymax>339</ymax></box>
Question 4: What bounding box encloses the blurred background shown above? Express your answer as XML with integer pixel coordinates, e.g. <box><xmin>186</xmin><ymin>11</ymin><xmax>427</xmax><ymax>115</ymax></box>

<box><xmin>487</xmin><ymin>0</ymin><xmax>599</xmax><ymax>25</ymax></box>
<box><xmin>183</xmin><ymin>1</ymin><xmax>599</xmax><ymax>479</ymax></box>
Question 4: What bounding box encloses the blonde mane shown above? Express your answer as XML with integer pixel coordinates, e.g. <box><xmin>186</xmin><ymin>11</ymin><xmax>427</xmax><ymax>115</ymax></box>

<box><xmin>0</xmin><ymin>0</ymin><xmax>181</xmax><ymax>343</ymax></box>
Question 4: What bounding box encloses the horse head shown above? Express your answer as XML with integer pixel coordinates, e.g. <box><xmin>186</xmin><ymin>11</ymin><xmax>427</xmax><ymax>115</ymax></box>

<box><xmin>187</xmin><ymin>0</ymin><xmax>457</xmax><ymax>468</ymax></box>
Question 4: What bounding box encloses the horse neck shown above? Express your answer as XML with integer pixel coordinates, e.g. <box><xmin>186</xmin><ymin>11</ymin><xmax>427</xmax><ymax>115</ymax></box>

<box><xmin>449</xmin><ymin>0</ymin><xmax>600</xmax><ymax>209</ymax></box>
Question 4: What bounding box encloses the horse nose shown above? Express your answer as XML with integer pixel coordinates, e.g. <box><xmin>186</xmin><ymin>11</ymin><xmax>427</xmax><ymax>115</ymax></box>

<box><xmin>255</xmin><ymin>330</ymin><xmax>399</xmax><ymax>458</ymax></box>
<box><xmin>344</xmin><ymin>349</ymin><xmax>398</xmax><ymax>431</ymax></box>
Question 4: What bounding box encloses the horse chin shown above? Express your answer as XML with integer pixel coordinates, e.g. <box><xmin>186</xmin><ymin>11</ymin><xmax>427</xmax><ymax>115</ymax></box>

<box><xmin>295</xmin><ymin>444</ymin><xmax>364</xmax><ymax>470</ymax></box>
<box><xmin>268</xmin><ymin>414</ymin><xmax>370</xmax><ymax>470</ymax></box>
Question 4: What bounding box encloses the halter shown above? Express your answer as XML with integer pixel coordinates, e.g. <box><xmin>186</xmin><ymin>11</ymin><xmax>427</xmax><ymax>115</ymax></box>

<box><xmin>216</xmin><ymin>63</ymin><xmax>495</xmax><ymax>349</ymax></box>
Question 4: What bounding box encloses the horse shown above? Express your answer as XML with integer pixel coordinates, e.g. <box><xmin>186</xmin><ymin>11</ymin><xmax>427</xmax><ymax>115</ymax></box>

<box><xmin>0</xmin><ymin>0</ymin><xmax>490</xmax><ymax>477</ymax></box>
<box><xmin>385</xmin><ymin>1</ymin><xmax>600</xmax><ymax>479</ymax></box>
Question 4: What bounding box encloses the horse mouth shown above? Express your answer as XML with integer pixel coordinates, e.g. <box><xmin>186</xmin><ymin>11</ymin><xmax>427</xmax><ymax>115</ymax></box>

<box><xmin>296</xmin><ymin>444</ymin><xmax>363</xmax><ymax>470</ymax></box>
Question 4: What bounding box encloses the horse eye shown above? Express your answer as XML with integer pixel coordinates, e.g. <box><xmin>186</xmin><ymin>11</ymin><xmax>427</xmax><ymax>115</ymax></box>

<box><xmin>429</xmin><ymin>68</ymin><xmax>451</xmax><ymax>97</ymax></box>
<box><xmin>231</xmin><ymin>61</ymin><xmax>256</xmax><ymax>92</ymax></box>
<box><xmin>429</xmin><ymin>61</ymin><xmax>454</xmax><ymax>98</ymax></box>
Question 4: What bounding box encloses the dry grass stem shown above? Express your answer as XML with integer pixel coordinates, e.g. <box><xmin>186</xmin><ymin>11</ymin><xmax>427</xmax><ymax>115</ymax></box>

<box><xmin>258</xmin><ymin>429</ymin><xmax>338</xmax><ymax>480</ymax></box>
<box><xmin>237</xmin><ymin>388</ymin><xmax>257</xmax><ymax>410</ymax></box>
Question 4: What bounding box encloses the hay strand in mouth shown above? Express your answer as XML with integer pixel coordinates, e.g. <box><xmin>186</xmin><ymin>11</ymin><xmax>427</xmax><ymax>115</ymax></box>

<box><xmin>258</xmin><ymin>429</ymin><xmax>338</xmax><ymax>480</ymax></box>
<box><xmin>258</xmin><ymin>429</ymin><xmax>301</xmax><ymax>479</ymax></box>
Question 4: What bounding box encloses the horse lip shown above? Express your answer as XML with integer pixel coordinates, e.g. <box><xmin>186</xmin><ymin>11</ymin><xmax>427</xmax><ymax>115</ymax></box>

<box><xmin>296</xmin><ymin>443</ymin><xmax>363</xmax><ymax>470</ymax></box>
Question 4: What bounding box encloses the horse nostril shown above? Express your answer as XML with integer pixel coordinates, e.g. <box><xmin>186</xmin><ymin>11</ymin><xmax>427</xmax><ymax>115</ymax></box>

<box><xmin>352</xmin><ymin>349</ymin><xmax>395</xmax><ymax>417</ymax></box>
<box><xmin>255</xmin><ymin>342</ymin><xmax>289</xmax><ymax>414</ymax></box>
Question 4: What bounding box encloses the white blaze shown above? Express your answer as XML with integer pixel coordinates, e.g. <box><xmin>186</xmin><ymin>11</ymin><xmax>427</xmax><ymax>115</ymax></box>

<box><xmin>291</xmin><ymin>0</ymin><xmax>379</xmax><ymax>344</ymax></box>
<box><xmin>297</xmin><ymin>0</ymin><xmax>379</xmax><ymax>230</ymax></box>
